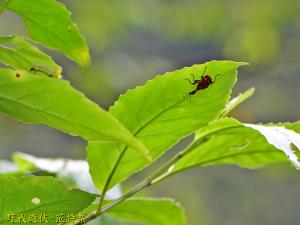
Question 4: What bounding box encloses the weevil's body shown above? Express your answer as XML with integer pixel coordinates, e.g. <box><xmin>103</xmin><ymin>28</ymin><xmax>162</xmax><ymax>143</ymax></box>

<box><xmin>189</xmin><ymin>75</ymin><xmax>213</xmax><ymax>95</ymax></box>
<box><xmin>185</xmin><ymin>66</ymin><xmax>220</xmax><ymax>99</ymax></box>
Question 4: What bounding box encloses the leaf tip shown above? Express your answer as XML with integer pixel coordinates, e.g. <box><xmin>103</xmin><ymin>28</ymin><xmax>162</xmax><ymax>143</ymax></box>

<box><xmin>77</xmin><ymin>47</ymin><xmax>91</xmax><ymax>73</ymax></box>
<box><xmin>237</xmin><ymin>61</ymin><xmax>250</xmax><ymax>67</ymax></box>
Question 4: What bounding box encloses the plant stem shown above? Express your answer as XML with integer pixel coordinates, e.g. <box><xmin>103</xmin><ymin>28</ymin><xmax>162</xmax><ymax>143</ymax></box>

<box><xmin>96</xmin><ymin>148</ymin><xmax>127</xmax><ymax>214</ymax></box>
<box><xmin>76</xmin><ymin>125</ymin><xmax>242</xmax><ymax>225</ymax></box>
<box><xmin>74</xmin><ymin>141</ymin><xmax>198</xmax><ymax>225</ymax></box>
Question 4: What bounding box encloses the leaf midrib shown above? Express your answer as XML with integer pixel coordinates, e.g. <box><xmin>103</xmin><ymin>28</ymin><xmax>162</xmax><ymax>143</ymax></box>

<box><xmin>7</xmin><ymin>7</ymin><xmax>75</xmax><ymax>52</ymax></box>
<box><xmin>0</xmin><ymin>90</ymin><xmax>124</xmax><ymax>143</ymax></box>
<box><xmin>173</xmin><ymin>149</ymin><xmax>283</xmax><ymax>174</ymax></box>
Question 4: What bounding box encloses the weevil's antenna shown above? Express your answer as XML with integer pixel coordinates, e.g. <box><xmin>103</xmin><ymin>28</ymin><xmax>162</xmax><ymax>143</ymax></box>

<box><xmin>213</xmin><ymin>74</ymin><xmax>221</xmax><ymax>83</ymax></box>
<box><xmin>201</xmin><ymin>66</ymin><xmax>207</xmax><ymax>78</ymax></box>
<box><xmin>185</xmin><ymin>73</ymin><xmax>198</xmax><ymax>84</ymax></box>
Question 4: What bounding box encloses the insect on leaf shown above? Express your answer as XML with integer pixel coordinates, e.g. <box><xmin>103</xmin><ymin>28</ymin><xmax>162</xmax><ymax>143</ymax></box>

<box><xmin>88</xmin><ymin>60</ymin><xmax>248</xmax><ymax>192</ymax></box>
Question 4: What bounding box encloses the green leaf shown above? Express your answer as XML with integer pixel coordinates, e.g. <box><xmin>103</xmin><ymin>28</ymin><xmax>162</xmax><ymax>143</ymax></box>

<box><xmin>219</xmin><ymin>87</ymin><xmax>255</xmax><ymax>117</ymax></box>
<box><xmin>243</xmin><ymin>123</ymin><xmax>300</xmax><ymax>169</ymax></box>
<box><xmin>0</xmin><ymin>69</ymin><xmax>150</xmax><ymax>159</ymax></box>
<box><xmin>6</xmin><ymin>0</ymin><xmax>90</xmax><ymax>70</ymax></box>
<box><xmin>278</xmin><ymin>121</ymin><xmax>300</xmax><ymax>133</ymax></box>
<box><xmin>0</xmin><ymin>176</ymin><xmax>96</xmax><ymax>225</ymax></box>
<box><xmin>87</xmin><ymin>142</ymin><xmax>123</xmax><ymax>192</ymax></box>
<box><xmin>82</xmin><ymin>198</ymin><xmax>186</xmax><ymax>225</ymax></box>
<box><xmin>13</xmin><ymin>153</ymin><xmax>37</xmax><ymax>172</ymax></box>
<box><xmin>0</xmin><ymin>35</ymin><xmax>62</xmax><ymax>77</ymax></box>
<box><xmin>170</xmin><ymin>118</ymin><xmax>300</xmax><ymax>175</ymax></box>
<box><xmin>88</xmin><ymin>60</ymin><xmax>247</xmax><ymax>192</ymax></box>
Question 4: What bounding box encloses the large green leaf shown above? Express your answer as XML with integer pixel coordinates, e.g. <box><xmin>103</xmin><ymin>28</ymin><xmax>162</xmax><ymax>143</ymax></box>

<box><xmin>0</xmin><ymin>35</ymin><xmax>62</xmax><ymax>77</ymax></box>
<box><xmin>6</xmin><ymin>0</ymin><xmax>90</xmax><ymax>70</ymax></box>
<box><xmin>170</xmin><ymin>118</ymin><xmax>300</xmax><ymax>175</ymax></box>
<box><xmin>0</xmin><ymin>69</ymin><xmax>150</xmax><ymax>159</ymax></box>
<box><xmin>88</xmin><ymin>60</ymin><xmax>247</xmax><ymax>192</ymax></box>
<box><xmin>82</xmin><ymin>198</ymin><xmax>186</xmax><ymax>225</ymax></box>
<box><xmin>0</xmin><ymin>176</ymin><xmax>96</xmax><ymax>225</ymax></box>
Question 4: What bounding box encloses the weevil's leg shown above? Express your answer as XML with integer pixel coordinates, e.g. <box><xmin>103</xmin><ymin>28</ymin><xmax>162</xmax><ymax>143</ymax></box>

<box><xmin>188</xmin><ymin>90</ymin><xmax>197</xmax><ymax>103</ymax></box>
<box><xmin>213</xmin><ymin>74</ymin><xmax>221</xmax><ymax>83</ymax></box>
<box><xmin>191</xmin><ymin>73</ymin><xmax>196</xmax><ymax>82</ymax></box>
<box><xmin>191</xmin><ymin>73</ymin><xmax>201</xmax><ymax>82</ymax></box>
<box><xmin>185</xmin><ymin>78</ymin><xmax>194</xmax><ymax>84</ymax></box>
<box><xmin>185</xmin><ymin>77</ymin><xmax>197</xmax><ymax>84</ymax></box>
<box><xmin>185</xmin><ymin>74</ymin><xmax>199</xmax><ymax>84</ymax></box>
<box><xmin>183</xmin><ymin>92</ymin><xmax>192</xmax><ymax>104</ymax></box>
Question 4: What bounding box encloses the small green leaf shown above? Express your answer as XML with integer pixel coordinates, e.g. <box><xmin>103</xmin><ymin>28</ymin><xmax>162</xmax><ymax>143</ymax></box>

<box><xmin>219</xmin><ymin>87</ymin><xmax>255</xmax><ymax>117</ymax></box>
<box><xmin>6</xmin><ymin>0</ymin><xmax>90</xmax><ymax>70</ymax></box>
<box><xmin>170</xmin><ymin>118</ymin><xmax>300</xmax><ymax>175</ymax></box>
<box><xmin>13</xmin><ymin>153</ymin><xmax>37</xmax><ymax>172</ymax></box>
<box><xmin>0</xmin><ymin>35</ymin><xmax>61</xmax><ymax>77</ymax></box>
<box><xmin>0</xmin><ymin>176</ymin><xmax>96</xmax><ymax>225</ymax></box>
<box><xmin>88</xmin><ymin>60</ymin><xmax>247</xmax><ymax>192</ymax></box>
<box><xmin>0</xmin><ymin>69</ymin><xmax>150</xmax><ymax>159</ymax></box>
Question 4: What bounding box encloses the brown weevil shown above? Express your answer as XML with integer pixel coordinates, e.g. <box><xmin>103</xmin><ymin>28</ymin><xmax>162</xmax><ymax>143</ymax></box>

<box><xmin>185</xmin><ymin>66</ymin><xmax>221</xmax><ymax>101</ymax></box>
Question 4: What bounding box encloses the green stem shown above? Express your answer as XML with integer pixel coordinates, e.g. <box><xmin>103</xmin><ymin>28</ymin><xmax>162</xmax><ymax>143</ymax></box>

<box><xmin>76</xmin><ymin>125</ymin><xmax>241</xmax><ymax>225</ymax></box>
<box><xmin>96</xmin><ymin>148</ymin><xmax>127</xmax><ymax>214</ymax></box>
<box><xmin>74</xmin><ymin>141</ymin><xmax>198</xmax><ymax>225</ymax></box>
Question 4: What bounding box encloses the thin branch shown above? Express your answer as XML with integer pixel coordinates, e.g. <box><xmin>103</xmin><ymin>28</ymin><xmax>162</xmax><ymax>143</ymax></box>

<box><xmin>96</xmin><ymin>147</ymin><xmax>127</xmax><ymax>214</ymax></box>
<box><xmin>74</xmin><ymin>141</ymin><xmax>198</xmax><ymax>225</ymax></box>
<box><xmin>75</xmin><ymin>125</ymin><xmax>242</xmax><ymax>225</ymax></box>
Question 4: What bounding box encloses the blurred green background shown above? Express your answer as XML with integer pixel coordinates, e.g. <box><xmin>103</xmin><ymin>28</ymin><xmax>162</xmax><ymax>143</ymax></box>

<box><xmin>1</xmin><ymin>0</ymin><xmax>300</xmax><ymax>224</ymax></box>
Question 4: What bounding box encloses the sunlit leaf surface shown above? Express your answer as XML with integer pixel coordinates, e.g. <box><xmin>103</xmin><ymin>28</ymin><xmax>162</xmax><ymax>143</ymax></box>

<box><xmin>0</xmin><ymin>69</ymin><xmax>150</xmax><ymax>159</ymax></box>
<box><xmin>0</xmin><ymin>176</ymin><xmax>96</xmax><ymax>225</ymax></box>
<box><xmin>6</xmin><ymin>0</ymin><xmax>90</xmax><ymax>70</ymax></box>
<box><xmin>88</xmin><ymin>60</ymin><xmax>247</xmax><ymax>192</ymax></box>
<box><xmin>170</xmin><ymin>118</ymin><xmax>300</xmax><ymax>174</ymax></box>
<box><xmin>0</xmin><ymin>35</ymin><xmax>61</xmax><ymax>77</ymax></box>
